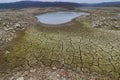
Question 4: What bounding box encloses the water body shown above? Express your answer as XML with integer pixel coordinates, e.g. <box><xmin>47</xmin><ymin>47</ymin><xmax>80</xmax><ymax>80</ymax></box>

<box><xmin>36</xmin><ymin>11</ymin><xmax>89</xmax><ymax>25</ymax></box>
<box><xmin>118</xmin><ymin>13</ymin><xmax>120</xmax><ymax>17</ymax></box>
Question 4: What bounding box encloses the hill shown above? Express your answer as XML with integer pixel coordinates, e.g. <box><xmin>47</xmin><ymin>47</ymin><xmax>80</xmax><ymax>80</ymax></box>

<box><xmin>0</xmin><ymin>1</ymin><xmax>81</xmax><ymax>9</ymax></box>
<box><xmin>0</xmin><ymin>1</ymin><xmax>120</xmax><ymax>9</ymax></box>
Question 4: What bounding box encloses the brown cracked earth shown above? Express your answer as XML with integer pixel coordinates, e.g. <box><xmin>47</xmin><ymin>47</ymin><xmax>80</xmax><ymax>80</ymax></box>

<box><xmin>0</xmin><ymin>7</ymin><xmax>120</xmax><ymax>80</ymax></box>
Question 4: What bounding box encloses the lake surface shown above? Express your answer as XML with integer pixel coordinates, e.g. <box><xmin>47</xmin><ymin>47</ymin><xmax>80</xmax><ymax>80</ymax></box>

<box><xmin>118</xmin><ymin>13</ymin><xmax>120</xmax><ymax>17</ymax></box>
<box><xmin>36</xmin><ymin>11</ymin><xmax>89</xmax><ymax>25</ymax></box>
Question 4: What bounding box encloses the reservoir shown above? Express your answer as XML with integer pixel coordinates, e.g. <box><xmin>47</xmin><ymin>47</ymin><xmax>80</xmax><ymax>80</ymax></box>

<box><xmin>118</xmin><ymin>13</ymin><xmax>120</xmax><ymax>17</ymax></box>
<box><xmin>36</xmin><ymin>11</ymin><xmax>89</xmax><ymax>25</ymax></box>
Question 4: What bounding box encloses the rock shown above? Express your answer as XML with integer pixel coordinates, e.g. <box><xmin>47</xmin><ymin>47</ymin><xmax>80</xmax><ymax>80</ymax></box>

<box><xmin>61</xmin><ymin>77</ymin><xmax>66</xmax><ymax>80</ymax></box>
<box><xmin>9</xmin><ymin>22</ymin><xmax>13</xmax><ymax>25</ymax></box>
<box><xmin>14</xmin><ymin>23</ymin><xmax>23</xmax><ymax>30</ymax></box>
<box><xmin>8</xmin><ymin>27</ymin><xmax>14</xmax><ymax>30</ymax></box>
<box><xmin>52</xmin><ymin>67</ymin><xmax>57</xmax><ymax>70</ymax></box>
<box><xmin>15</xmin><ymin>23</ymin><xmax>21</xmax><ymax>27</ymax></box>
<box><xmin>111</xmin><ymin>18</ymin><xmax>117</xmax><ymax>21</ymax></box>
<box><xmin>5</xmin><ymin>50</ymin><xmax>10</xmax><ymax>54</ymax></box>
<box><xmin>0</xmin><ymin>18</ymin><xmax>2</xmax><ymax>21</ymax></box>
<box><xmin>3</xmin><ymin>23</ymin><xmax>6</xmax><ymax>26</ymax></box>
<box><xmin>115</xmin><ymin>26</ymin><xmax>120</xmax><ymax>28</ymax></box>
<box><xmin>28</xmin><ymin>77</ymin><xmax>36</xmax><ymax>80</ymax></box>
<box><xmin>7</xmin><ymin>37</ymin><xmax>13</xmax><ymax>41</ymax></box>
<box><xmin>30</xmin><ymin>69</ymin><xmax>36</xmax><ymax>73</ymax></box>
<box><xmin>6</xmin><ymin>25</ymin><xmax>9</xmax><ymax>28</ymax></box>
<box><xmin>17</xmin><ymin>77</ymin><xmax>24</xmax><ymax>80</ymax></box>
<box><xmin>12</xmin><ymin>30</ymin><xmax>16</xmax><ymax>33</ymax></box>
<box><xmin>57</xmin><ymin>74</ymin><xmax>60</xmax><ymax>77</ymax></box>
<box><xmin>21</xmin><ymin>71</ymin><xmax>29</xmax><ymax>76</ymax></box>
<box><xmin>9</xmin><ymin>77</ymin><xmax>14</xmax><ymax>80</ymax></box>
<box><xmin>3</xmin><ymin>27</ymin><xmax>9</xmax><ymax>31</ymax></box>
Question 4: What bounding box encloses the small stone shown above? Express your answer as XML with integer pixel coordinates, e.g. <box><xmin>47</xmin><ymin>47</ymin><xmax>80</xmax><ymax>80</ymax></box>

<box><xmin>57</xmin><ymin>74</ymin><xmax>60</xmax><ymax>77</ymax></box>
<box><xmin>52</xmin><ymin>67</ymin><xmax>57</xmax><ymax>70</ymax></box>
<box><xmin>3</xmin><ymin>23</ymin><xmax>6</xmax><ymax>26</ymax></box>
<box><xmin>3</xmin><ymin>27</ymin><xmax>9</xmax><ymax>31</ymax></box>
<box><xmin>115</xmin><ymin>26</ymin><xmax>120</xmax><ymax>28</ymax></box>
<box><xmin>61</xmin><ymin>77</ymin><xmax>66</xmax><ymax>80</ymax></box>
<box><xmin>0</xmin><ymin>18</ymin><xmax>2</xmax><ymax>21</ymax></box>
<box><xmin>9</xmin><ymin>77</ymin><xmax>14</xmax><ymax>80</ymax></box>
<box><xmin>7</xmin><ymin>37</ymin><xmax>13</xmax><ymax>41</ymax></box>
<box><xmin>15</xmin><ymin>23</ymin><xmax>21</xmax><ymax>27</ymax></box>
<box><xmin>12</xmin><ymin>30</ymin><xmax>15</xmax><ymax>33</ymax></box>
<box><xmin>29</xmin><ymin>77</ymin><xmax>35</xmax><ymax>80</ymax></box>
<box><xmin>30</xmin><ymin>69</ymin><xmax>36</xmax><ymax>73</ymax></box>
<box><xmin>5</xmin><ymin>50</ymin><xmax>10</xmax><ymax>54</ymax></box>
<box><xmin>10</xmin><ymin>22</ymin><xmax>13</xmax><ymax>25</ymax></box>
<box><xmin>21</xmin><ymin>71</ymin><xmax>29</xmax><ymax>76</ymax></box>
<box><xmin>41</xmin><ymin>65</ymin><xmax>45</xmax><ymax>67</ymax></box>
<box><xmin>9</xmin><ymin>27</ymin><xmax>14</xmax><ymax>30</ymax></box>
<box><xmin>17</xmin><ymin>77</ymin><xmax>24</xmax><ymax>80</ymax></box>
<box><xmin>6</xmin><ymin>25</ymin><xmax>9</xmax><ymax>28</ymax></box>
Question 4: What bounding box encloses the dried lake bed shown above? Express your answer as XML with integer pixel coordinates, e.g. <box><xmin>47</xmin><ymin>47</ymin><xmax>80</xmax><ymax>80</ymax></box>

<box><xmin>0</xmin><ymin>7</ymin><xmax>120</xmax><ymax>80</ymax></box>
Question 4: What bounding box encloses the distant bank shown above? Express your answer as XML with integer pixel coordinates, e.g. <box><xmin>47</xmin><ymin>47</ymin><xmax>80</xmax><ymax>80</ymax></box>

<box><xmin>0</xmin><ymin>1</ymin><xmax>120</xmax><ymax>9</ymax></box>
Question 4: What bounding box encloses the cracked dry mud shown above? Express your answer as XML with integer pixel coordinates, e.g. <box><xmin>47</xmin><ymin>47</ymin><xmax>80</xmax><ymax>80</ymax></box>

<box><xmin>0</xmin><ymin>7</ymin><xmax>120</xmax><ymax>80</ymax></box>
